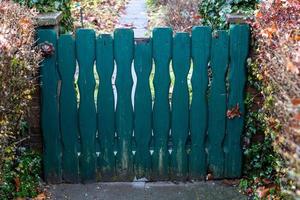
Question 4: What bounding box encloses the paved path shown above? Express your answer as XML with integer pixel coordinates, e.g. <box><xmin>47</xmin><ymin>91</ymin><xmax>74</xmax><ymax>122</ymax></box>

<box><xmin>47</xmin><ymin>181</ymin><xmax>247</xmax><ymax>200</ymax></box>
<box><xmin>117</xmin><ymin>0</ymin><xmax>149</xmax><ymax>37</ymax></box>
<box><xmin>113</xmin><ymin>0</ymin><xmax>150</xmax><ymax>107</ymax></box>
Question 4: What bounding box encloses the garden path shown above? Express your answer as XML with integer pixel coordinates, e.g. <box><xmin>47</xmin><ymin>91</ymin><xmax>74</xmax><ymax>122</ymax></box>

<box><xmin>112</xmin><ymin>0</ymin><xmax>150</xmax><ymax>108</ymax></box>
<box><xmin>47</xmin><ymin>181</ymin><xmax>247</xmax><ymax>200</ymax></box>
<box><xmin>117</xmin><ymin>0</ymin><xmax>149</xmax><ymax>37</ymax></box>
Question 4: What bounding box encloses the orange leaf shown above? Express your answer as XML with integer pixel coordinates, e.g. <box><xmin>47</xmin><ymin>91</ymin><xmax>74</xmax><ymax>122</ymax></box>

<box><xmin>14</xmin><ymin>177</ymin><xmax>20</xmax><ymax>192</ymax></box>
<box><xmin>222</xmin><ymin>179</ymin><xmax>240</xmax><ymax>186</ymax></box>
<box><xmin>257</xmin><ymin>186</ymin><xmax>270</xmax><ymax>198</ymax></box>
<box><xmin>255</xmin><ymin>11</ymin><xmax>263</xmax><ymax>18</ymax></box>
<box><xmin>227</xmin><ymin>104</ymin><xmax>242</xmax><ymax>119</ymax></box>
<box><xmin>287</xmin><ymin>59</ymin><xmax>299</xmax><ymax>74</ymax></box>
<box><xmin>291</xmin><ymin>98</ymin><xmax>300</xmax><ymax>106</ymax></box>
<box><xmin>33</xmin><ymin>193</ymin><xmax>46</xmax><ymax>200</ymax></box>
<box><xmin>263</xmin><ymin>178</ymin><xmax>272</xmax><ymax>185</ymax></box>
<box><xmin>19</xmin><ymin>18</ymin><xmax>30</xmax><ymax>26</ymax></box>
<box><xmin>206</xmin><ymin>173</ymin><xmax>213</xmax><ymax>180</ymax></box>
<box><xmin>193</xmin><ymin>15</ymin><xmax>201</xmax><ymax>20</ymax></box>
<box><xmin>294</xmin><ymin>113</ymin><xmax>300</xmax><ymax>121</ymax></box>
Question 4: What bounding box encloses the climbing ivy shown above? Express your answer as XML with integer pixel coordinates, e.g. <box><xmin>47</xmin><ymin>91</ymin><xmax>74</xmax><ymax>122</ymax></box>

<box><xmin>199</xmin><ymin>0</ymin><xmax>257</xmax><ymax>29</ymax></box>
<box><xmin>198</xmin><ymin>0</ymin><xmax>290</xmax><ymax>198</ymax></box>
<box><xmin>14</xmin><ymin>0</ymin><xmax>73</xmax><ymax>32</ymax></box>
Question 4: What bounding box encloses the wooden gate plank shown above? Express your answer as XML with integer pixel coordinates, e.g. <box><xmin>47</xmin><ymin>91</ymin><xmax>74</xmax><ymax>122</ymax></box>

<box><xmin>96</xmin><ymin>34</ymin><xmax>116</xmax><ymax>181</ymax></box>
<box><xmin>171</xmin><ymin>33</ymin><xmax>191</xmax><ymax>180</ymax></box>
<box><xmin>114</xmin><ymin>28</ymin><xmax>134</xmax><ymax>180</ymax></box>
<box><xmin>207</xmin><ymin>30</ymin><xmax>229</xmax><ymax>178</ymax></box>
<box><xmin>190</xmin><ymin>26</ymin><xmax>211</xmax><ymax>179</ymax></box>
<box><xmin>134</xmin><ymin>39</ymin><xmax>153</xmax><ymax>179</ymax></box>
<box><xmin>58</xmin><ymin>34</ymin><xmax>79</xmax><ymax>183</ymax></box>
<box><xmin>152</xmin><ymin>28</ymin><xmax>173</xmax><ymax>180</ymax></box>
<box><xmin>37</xmin><ymin>29</ymin><xmax>62</xmax><ymax>183</ymax></box>
<box><xmin>224</xmin><ymin>24</ymin><xmax>250</xmax><ymax>178</ymax></box>
<box><xmin>76</xmin><ymin>29</ymin><xmax>97</xmax><ymax>183</ymax></box>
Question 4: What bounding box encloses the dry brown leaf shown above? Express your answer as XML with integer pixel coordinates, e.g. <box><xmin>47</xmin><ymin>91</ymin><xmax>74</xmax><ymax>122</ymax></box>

<box><xmin>291</xmin><ymin>98</ymin><xmax>300</xmax><ymax>106</ymax></box>
<box><xmin>256</xmin><ymin>186</ymin><xmax>270</xmax><ymax>198</ymax></box>
<box><xmin>33</xmin><ymin>192</ymin><xmax>47</xmax><ymax>200</ymax></box>
<box><xmin>222</xmin><ymin>179</ymin><xmax>240</xmax><ymax>186</ymax></box>
<box><xmin>206</xmin><ymin>173</ymin><xmax>213</xmax><ymax>180</ymax></box>
<box><xmin>294</xmin><ymin>113</ymin><xmax>300</xmax><ymax>121</ymax></box>
<box><xmin>287</xmin><ymin>59</ymin><xmax>299</xmax><ymax>74</ymax></box>
<box><xmin>14</xmin><ymin>177</ymin><xmax>20</xmax><ymax>192</ymax></box>
<box><xmin>227</xmin><ymin>104</ymin><xmax>242</xmax><ymax>119</ymax></box>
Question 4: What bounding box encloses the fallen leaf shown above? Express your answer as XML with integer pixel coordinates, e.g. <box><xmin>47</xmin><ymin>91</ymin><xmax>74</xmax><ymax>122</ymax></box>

<box><xmin>255</xmin><ymin>11</ymin><xmax>263</xmax><ymax>18</ymax></box>
<box><xmin>206</xmin><ymin>173</ymin><xmax>213</xmax><ymax>180</ymax></box>
<box><xmin>257</xmin><ymin>184</ymin><xmax>278</xmax><ymax>198</ymax></box>
<box><xmin>246</xmin><ymin>187</ymin><xmax>253</xmax><ymax>195</ymax></box>
<box><xmin>262</xmin><ymin>178</ymin><xmax>272</xmax><ymax>185</ymax></box>
<box><xmin>222</xmin><ymin>179</ymin><xmax>240</xmax><ymax>186</ymax></box>
<box><xmin>193</xmin><ymin>15</ymin><xmax>201</xmax><ymax>20</ymax></box>
<box><xmin>287</xmin><ymin>59</ymin><xmax>299</xmax><ymax>74</ymax></box>
<box><xmin>257</xmin><ymin>186</ymin><xmax>269</xmax><ymax>198</ymax></box>
<box><xmin>14</xmin><ymin>177</ymin><xmax>20</xmax><ymax>192</ymax></box>
<box><xmin>227</xmin><ymin>104</ymin><xmax>242</xmax><ymax>119</ymax></box>
<box><xmin>291</xmin><ymin>98</ymin><xmax>300</xmax><ymax>106</ymax></box>
<box><xmin>33</xmin><ymin>192</ymin><xmax>46</xmax><ymax>200</ymax></box>
<box><xmin>294</xmin><ymin>113</ymin><xmax>300</xmax><ymax>120</ymax></box>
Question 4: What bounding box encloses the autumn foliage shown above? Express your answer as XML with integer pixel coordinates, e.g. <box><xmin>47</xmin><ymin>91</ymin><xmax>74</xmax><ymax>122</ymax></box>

<box><xmin>0</xmin><ymin>0</ymin><xmax>40</xmax><ymax>154</ymax></box>
<box><xmin>252</xmin><ymin>0</ymin><xmax>300</xmax><ymax>197</ymax></box>
<box><xmin>71</xmin><ymin>0</ymin><xmax>129</xmax><ymax>33</ymax></box>
<box><xmin>0</xmin><ymin>2</ymin><xmax>41</xmax><ymax>198</ymax></box>
<box><xmin>148</xmin><ymin>0</ymin><xmax>201</xmax><ymax>32</ymax></box>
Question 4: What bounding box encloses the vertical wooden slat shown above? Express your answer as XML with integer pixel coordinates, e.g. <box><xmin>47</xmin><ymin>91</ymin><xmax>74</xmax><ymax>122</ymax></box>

<box><xmin>76</xmin><ymin>29</ymin><xmax>97</xmax><ymax>183</ymax></box>
<box><xmin>58</xmin><ymin>34</ymin><xmax>79</xmax><ymax>183</ymax></box>
<box><xmin>152</xmin><ymin>28</ymin><xmax>172</xmax><ymax>180</ymax></box>
<box><xmin>134</xmin><ymin>39</ymin><xmax>153</xmax><ymax>179</ymax></box>
<box><xmin>171</xmin><ymin>33</ymin><xmax>190</xmax><ymax>180</ymax></box>
<box><xmin>190</xmin><ymin>26</ymin><xmax>211</xmax><ymax>179</ymax></box>
<box><xmin>37</xmin><ymin>29</ymin><xmax>62</xmax><ymax>183</ymax></box>
<box><xmin>114</xmin><ymin>28</ymin><xmax>134</xmax><ymax>180</ymax></box>
<box><xmin>224</xmin><ymin>24</ymin><xmax>250</xmax><ymax>178</ymax></box>
<box><xmin>96</xmin><ymin>34</ymin><xmax>116</xmax><ymax>181</ymax></box>
<box><xmin>207</xmin><ymin>31</ymin><xmax>229</xmax><ymax>178</ymax></box>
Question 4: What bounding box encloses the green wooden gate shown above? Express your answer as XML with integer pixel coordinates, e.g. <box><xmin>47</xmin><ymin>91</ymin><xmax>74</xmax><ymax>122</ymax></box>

<box><xmin>37</xmin><ymin>25</ymin><xmax>249</xmax><ymax>183</ymax></box>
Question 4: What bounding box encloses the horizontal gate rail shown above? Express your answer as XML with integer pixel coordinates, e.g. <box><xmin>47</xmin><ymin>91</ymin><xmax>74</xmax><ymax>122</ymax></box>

<box><xmin>38</xmin><ymin>25</ymin><xmax>250</xmax><ymax>183</ymax></box>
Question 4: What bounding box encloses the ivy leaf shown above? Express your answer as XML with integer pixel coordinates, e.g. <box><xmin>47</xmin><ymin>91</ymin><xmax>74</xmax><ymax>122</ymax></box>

<box><xmin>54</xmin><ymin>1</ymin><xmax>60</xmax><ymax>10</ymax></box>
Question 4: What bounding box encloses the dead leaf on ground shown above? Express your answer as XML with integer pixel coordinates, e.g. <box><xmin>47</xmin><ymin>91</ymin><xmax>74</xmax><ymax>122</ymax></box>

<box><xmin>206</xmin><ymin>173</ymin><xmax>213</xmax><ymax>180</ymax></box>
<box><xmin>257</xmin><ymin>186</ymin><xmax>270</xmax><ymax>198</ymax></box>
<box><xmin>33</xmin><ymin>192</ymin><xmax>47</xmax><ymax>200</ymax></box>
<box><xmin>222</xmin><ymin>179</ymin><xmax>240</xmax><ymax>186</ymax></box>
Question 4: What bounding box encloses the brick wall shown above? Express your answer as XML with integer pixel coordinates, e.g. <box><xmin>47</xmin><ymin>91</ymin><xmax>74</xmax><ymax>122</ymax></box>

<box><xmin>28</xmin><ymin>83</ymin><xmax>42</xmax><ymax>151</ymax></box>
<box><xmin>28</xmin><ymin>12</ymin><xmax>62</xmax><ymax>152</ymax></box>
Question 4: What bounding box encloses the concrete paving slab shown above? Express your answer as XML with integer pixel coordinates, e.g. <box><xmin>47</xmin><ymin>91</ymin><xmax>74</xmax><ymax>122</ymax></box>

<box><xmin>47</xmin><ymin>181</ymin><xmax>247</xmax><ymax>200</ymax></box>
<box><xmin>117</xmin><ymin>0</ymin><xmax>148</xmax><ymax>37</ymax></box>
